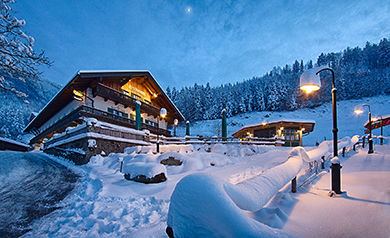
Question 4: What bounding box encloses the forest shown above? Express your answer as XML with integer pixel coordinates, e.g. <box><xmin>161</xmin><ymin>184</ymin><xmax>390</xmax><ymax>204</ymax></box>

<box><xmin>166</xmin><ymin>38</ymin><xmax>390</xmax><ymax>122</ymax></box>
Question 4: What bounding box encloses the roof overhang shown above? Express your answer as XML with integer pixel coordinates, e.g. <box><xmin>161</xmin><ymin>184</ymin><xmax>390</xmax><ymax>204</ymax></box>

<box><xmin>24</xmin><ymin>70</ymin><xmax>185</xmax><ymax>133</ymax></box>
<box><xmin>232</xmin><ymin>119</ymin><xmax>316</xmax><ymax>137</ymax></box>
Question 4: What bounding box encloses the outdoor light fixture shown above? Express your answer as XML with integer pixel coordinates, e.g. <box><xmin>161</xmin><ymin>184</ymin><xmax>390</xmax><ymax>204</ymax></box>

<box><xmin>156</xmin><ymin>108</ymin><xmax>167</xmax><ymax>153</ymax></box>
<box><xmin>354</xmin><ymin>108</ymin><xmax>364</xmax><ymax>115</ymax></box>
<box><xmin>300</xmin><ymin>66</ymin><xmax>341</xmax><ymax>195</ymax></box>
<box><xmin>299</xmin><ymin>68</ymin><xmax>322</xmax><ymax>93</ymax></box>
<box><xmin>73</xmin><ymin>90</ymin><xmax>84</xmax><ymax>101</ymax></box>
<box><xmin>174</xmin><ymin>119</ymin><xmax>178</xmax><ymax>137</ymax></box>
<box><xmin>280</xmin><ymin>126</ymin><xmax>284</xmax><ymax>131</ymax></box>
<box><xmin>355</xmin><ymin>104</ymin><xmax>374</xmax><ymax>153</ymax></box>
<box><xmin>160</xmin><ymin>108</ymin><xmax>167</xmax><ymax>119</ymax></box>
<box><xmin>262</xmin><ymin>120</ymin><xmax>268</xmax><ymax>126</ymax></box>
<box><xmin>72</xmin><ymin>89</ymin><xmax>94</xmax><ymax>107</ymax></box>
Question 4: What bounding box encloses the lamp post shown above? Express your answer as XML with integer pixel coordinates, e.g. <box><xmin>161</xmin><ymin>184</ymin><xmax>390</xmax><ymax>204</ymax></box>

<box><xmin>174</xmin><ymin>119</ymin><xmax>178</xmax><ymax>137</ymax></box>
<box><xmin>300</xmin><ymin>67</ymin><xmax>341</xmax><ymax>194</ymax></box>
<box><xmin>157</xmin><ymin>108</ymin><xmax>167</xmax><ymax>153</ymax></box>
<box><xmin>354</xmin><ymin>104</ymin><xmax>374</xmax><ymax>153</ymax></box>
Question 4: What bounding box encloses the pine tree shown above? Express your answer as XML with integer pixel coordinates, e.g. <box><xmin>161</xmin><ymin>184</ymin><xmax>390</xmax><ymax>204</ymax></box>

<box><xmin>378</xmin><ymin>38</ymin><xmax>390</xmax><ymax>68</ymax></box>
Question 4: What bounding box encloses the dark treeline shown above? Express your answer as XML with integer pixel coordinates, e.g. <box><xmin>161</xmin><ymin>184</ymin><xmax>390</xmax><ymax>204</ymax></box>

<box><xmin>166</xmin><ymin>38</ymin><xmax>390</xmax><ymax>121</ymax></box>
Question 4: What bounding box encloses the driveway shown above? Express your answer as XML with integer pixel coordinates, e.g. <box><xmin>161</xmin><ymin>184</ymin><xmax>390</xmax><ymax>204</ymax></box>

<box><xmin>0</xmin><ymin>151</ymin><xmax>80</xmax><ymax>237</ymax></box>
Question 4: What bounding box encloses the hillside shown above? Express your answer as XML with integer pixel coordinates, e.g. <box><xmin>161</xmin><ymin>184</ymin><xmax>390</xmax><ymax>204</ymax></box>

<box><xmin>0</xmin><ymin>77</ymin><xmax>61</xmax><ymax>143</ymax></box>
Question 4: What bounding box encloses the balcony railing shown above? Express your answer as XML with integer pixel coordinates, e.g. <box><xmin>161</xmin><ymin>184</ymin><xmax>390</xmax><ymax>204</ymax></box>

<box><xmin>79</xmin><ymin>105</ymin><xmax>171</xmax><ymax>137</ymax></box>
<box><xmin>94</xmin><ymin>83</ymin><xmax>160</xmax><ymax>116</ymax></box>
<box><xmin>30</xmin><ymin>104</ymin><xmax>172</xmax><ymax>145</ymax></box>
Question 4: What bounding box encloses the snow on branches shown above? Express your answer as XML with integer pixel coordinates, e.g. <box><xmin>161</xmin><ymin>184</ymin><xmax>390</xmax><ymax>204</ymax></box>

<box><xmin>0</xmin><ymin>0</ymin><xmax>52</xmax><ymax>98</ymax></box>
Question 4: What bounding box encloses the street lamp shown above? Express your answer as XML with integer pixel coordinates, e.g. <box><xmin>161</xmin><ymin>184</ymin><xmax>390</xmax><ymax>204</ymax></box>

<box><xmin>174</xmin><ymin>119</ymin><xmax>178</xmax><ymax>137</ymax></box>
<box><xmin>300</xmin><ymin>66</ymin><xmax>342</xmax><ymax>194</ymax></box>
<box><xmin>354</xmin><ymin>104</ymin><xmax>374</xmax><ymax>153</ymax></box>
<box><xmin>156</xmin><ymin>108</ymin><xmax>167</xmax><ymax>153</ymax></box>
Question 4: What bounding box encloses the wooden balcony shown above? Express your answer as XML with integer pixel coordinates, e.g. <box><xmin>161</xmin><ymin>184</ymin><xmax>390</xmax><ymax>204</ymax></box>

<box><xmin>93</xmin><ymin>83</ymin><xmax>160</xmax><ymax>116</ymax></box>
<box><xmin>79</xmin><ymin>105</ymin><xmax>171</xmax><ymax>137</ymax></box>
<box><xmin>30</xmin><ymin>105</ymin><xmax>171</xmax><ymax>145</ymax></box>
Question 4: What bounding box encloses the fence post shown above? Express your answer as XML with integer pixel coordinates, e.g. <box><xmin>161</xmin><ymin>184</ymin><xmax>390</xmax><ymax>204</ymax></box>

<box><xmin>321</xmin><ymin>156</ymin><xmax>325</xmax><ymax>169</ymax></box>
<box><xmin>342</xmin><ymin>147</ymin><xmax>346</xmax><ymax>157</ymax></box>
<box><xmin>362</xmin><ymin>136</ymin><xmax>365</xmax><ymax>148</ymax></box>
<box><xmin>291</xmin><ymin>177</ymin><xmax>297</xmax><ymax>193</ymax></box>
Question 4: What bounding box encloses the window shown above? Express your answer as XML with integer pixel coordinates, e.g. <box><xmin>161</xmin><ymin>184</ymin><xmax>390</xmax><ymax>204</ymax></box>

<box><xmin>108</xmin><ymin>108</ymin><xmax>128</xmax><ymax>118</ymax></box>
<box><xmin>282</xmin><ymin>128</ymin><xmax>300</xmax><ymax>141</ymax></box>
<box><xmin>131</xmin><ymin>92</ymin><xmax>142</xmax><ymax>100</ymax></box>
<box><xmin>145</xmin><ymin>119</ymin><xmax>158</xmax><ymax>127</ymax></box>
<box><xmin>121</xmin><ymin>89</ymin><xmax>130</xmax><ymax>96</ymax></box>
<box><xmin>254</xmin><ymin>127</ymin><xmax>276</xmax><ymax>138</ymax></box>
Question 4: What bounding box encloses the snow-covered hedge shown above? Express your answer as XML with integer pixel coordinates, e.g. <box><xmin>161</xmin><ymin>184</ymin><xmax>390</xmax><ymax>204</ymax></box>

<box><xmin>167</xmin><ymin>147</ymin><xmax>306</xmax><ymax>237</ymax></box>
<box><xmin>122</xmin><ymin>162</ymin><xmax>166</xmax><ymax>180</ymax></box>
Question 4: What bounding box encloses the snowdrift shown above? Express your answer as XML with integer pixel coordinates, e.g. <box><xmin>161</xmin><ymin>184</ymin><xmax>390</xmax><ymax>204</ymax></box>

<box><xmin>167</xmin><ymin>137</ymin><xmax>357</xmax><ymax>237</ymax></box>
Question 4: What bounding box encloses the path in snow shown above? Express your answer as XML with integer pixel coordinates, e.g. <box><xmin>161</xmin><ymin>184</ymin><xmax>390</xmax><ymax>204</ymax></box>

<box><xmin>0</xmin><ymin>151</ymin><xmax>80</xmax><ymax>237</ymax></box>
<box><xmin>282</xmin><ymin>145</ymin><xmax>390</xmax><ymax>237</ymax></box>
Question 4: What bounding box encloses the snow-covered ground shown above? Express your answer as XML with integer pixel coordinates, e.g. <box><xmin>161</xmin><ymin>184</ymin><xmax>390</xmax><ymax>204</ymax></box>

<box><xmin>14</xmin><ymin>95</ymin><xmax>390</xmax><ymax>237</ymax></box>
<box><xmin>20</xmin><ymin>141</ymin><xmax>390</xmax><ymax>237</ymax></box>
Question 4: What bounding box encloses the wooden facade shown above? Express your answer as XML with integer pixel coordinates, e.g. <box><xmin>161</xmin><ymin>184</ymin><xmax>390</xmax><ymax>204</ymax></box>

<box><xmin>232</xmin><ymin>119</ymin><xmax>315</xmax><ymax>147</ymax></box>
<box><xmin>24</xmin><ymin>71</ymin><xmax>185</xmax><ymax>160</ymax></box>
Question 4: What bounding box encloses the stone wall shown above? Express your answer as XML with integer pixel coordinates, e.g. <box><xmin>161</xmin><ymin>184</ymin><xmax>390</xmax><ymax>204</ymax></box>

<box><xmin>45</xmin><ymin>137</ymin><xmax>148</xmax><ymax>165</ymax></box>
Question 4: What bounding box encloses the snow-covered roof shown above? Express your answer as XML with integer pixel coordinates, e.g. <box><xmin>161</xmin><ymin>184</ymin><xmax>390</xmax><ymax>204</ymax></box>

<box><xmin>232</xmin><ymin>119</ymin><xmax>316</xmax><ymax>136</ymax></box>
<box><xmin>363</xmin><ymin>113</ymin><xmax>390</xmax><ymax>127</ymax></box>
<box><xmin>0</xmin><ymin>137</ymin><xmax>30</xmax><ymax>148</ymax></box>
<box><xmin>24</xmin><ymin>70</ymin><xmax>185</xmax><ymax>134</ymax></box>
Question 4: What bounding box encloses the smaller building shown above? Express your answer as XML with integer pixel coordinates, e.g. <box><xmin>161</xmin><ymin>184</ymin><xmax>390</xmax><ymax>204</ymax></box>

<box><xmin>0</xmin><ymin>137</ymin><xmax>30</xmax><ymax>152</ymax></box>
<box><xmin>364</xmin><ymin>114</ymin><xmax>390</xmax><ymax>133</ymax></box>
<box><xmin>232</xmin><ymin>119</ymin><xmax>315</xmax><ymax>147</ymax></box>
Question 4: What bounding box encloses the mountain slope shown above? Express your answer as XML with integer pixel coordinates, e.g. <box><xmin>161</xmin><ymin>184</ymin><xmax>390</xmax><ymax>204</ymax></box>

<box><xmin>0</xmin><ymin>77</ymin><xmax>61</xmax><ymax>143</ymax></box>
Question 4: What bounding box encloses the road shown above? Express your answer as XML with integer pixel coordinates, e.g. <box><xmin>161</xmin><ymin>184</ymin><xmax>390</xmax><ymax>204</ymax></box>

<box><xmin>0</xmin><ymin>151</ymin><xmax>80</xmax><ymax>237</ymax></box>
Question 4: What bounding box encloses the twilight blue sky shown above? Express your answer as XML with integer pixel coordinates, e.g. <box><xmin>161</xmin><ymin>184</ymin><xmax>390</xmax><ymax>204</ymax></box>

<box><xmin>14</xmin><ymin>0</ymin><xmax>390</xmax><ymax>90</ymax></box>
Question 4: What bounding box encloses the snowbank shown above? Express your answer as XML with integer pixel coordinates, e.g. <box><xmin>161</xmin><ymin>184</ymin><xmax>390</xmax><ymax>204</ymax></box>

<box><xmin>166</xmin><ymin>136</ymin><xmax>360</xmax><ymax>236</ymax></box>
<box><xmin>167</xmin><ymin>173</ymin><xmax>294</xmax><ymax>238</ymax></box>
<box><xmin>167</xmin><ymin>147</ymin><xmax>306</xmax><ymax>237</ymax></box>
<box><xmin>122</xmin><ymin>162</ymin><xmax>167</xmax><ymax>180</ymax></box>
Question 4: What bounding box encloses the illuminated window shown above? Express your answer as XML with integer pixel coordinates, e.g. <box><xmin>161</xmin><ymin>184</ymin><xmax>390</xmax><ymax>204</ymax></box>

<box><xmin>282</xmin><ymin>128</ymin><xmax>300</xmax><ymax>141</ymax></box>
<box><xmin>131</xmin><ymin>92</ymin><xmax>142</xmax><ymax>100</ymax></box>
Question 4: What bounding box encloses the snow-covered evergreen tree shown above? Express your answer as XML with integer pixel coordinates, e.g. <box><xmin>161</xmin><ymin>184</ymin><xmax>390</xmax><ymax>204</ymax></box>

<box><xmin>169</xmin><ymin>37</ymin><xmax>390</xmax><ymax>123</ymax></box>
